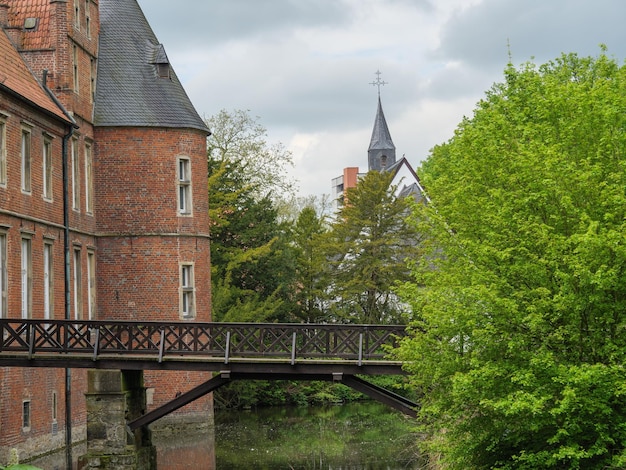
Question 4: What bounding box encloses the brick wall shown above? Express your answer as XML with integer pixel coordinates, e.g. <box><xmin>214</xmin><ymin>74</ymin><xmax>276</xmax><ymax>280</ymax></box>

<box><xmin>1</xmin><ymin>0</ymin><xmax>214</xmax><ymax>462</ymax></box>
<box><xmin>94</xmin><ymin>126</ymin><xmax>209</xmax><ymax>234</ymax></box>
<box><xmin>94</xmin><ymin>125</ymin><xmax>211</xmax><ymax>416</ymax></box>
<box><xmin>94</xmin><ymin>126</ymin><xmax>210</xmax><ymax>321</ymax></box>
<box><xmin>0</xmin><ymin>89</ymin><xmax>90</xmax><ymax>464</ymax></box>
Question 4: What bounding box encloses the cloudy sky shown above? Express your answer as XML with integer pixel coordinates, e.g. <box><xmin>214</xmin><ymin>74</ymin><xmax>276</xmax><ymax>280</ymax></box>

<box><xmin>137</xmin><ymin>0</ymin><xmax>626</xmax><ymax>198</ymax></box>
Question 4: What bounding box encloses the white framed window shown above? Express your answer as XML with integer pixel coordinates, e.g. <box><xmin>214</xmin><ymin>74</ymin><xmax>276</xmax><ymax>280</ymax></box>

<box><xmin>87</xmin><ymin>250</ymin><xmax>95</xmax><ymax>320</ymax></box>
<box><xmin>52</xmin><ymin>391</ymin><xmax>58</xmax><ymax>423</ymax></box>
<box><xmin>180</xmin><ymin>263</ymin><xmax>195</xmax><ymax>319</ymax></box>
<box><xmin>72</xmin><ymin>44</ymin><xmax>79</xmax><ymax>92</ymax></box>
<box><xmin>21</xmin><ymin>238</ymin><xmax>32</xmax><ymax>319</ymax></box>
<box><xmin>90</xmin><ymin>58</ymin><xmax>96</xmax><ymax>103</ymax></box>
<box><xmin>85</xmin><ymin>0</ymin><xmax>91</xmax><ymax>37</ymax></box>
<box><xmin>0</xmin><ymin>233</ymin><xmax>6</xmax><ymax>319</ymax></box>
<box><xmin>0</xmin><ymin>115</ymin><xmax>7</xmax><ymax>186</ymax></box>
<box><xmin>22</xmin><ymin>400</ymin><xmax>31</xmax><ymax>431</ymax></box>
<box><xmin>43</xmin><ymin>137</ymin><xmax>53</xmax><ymax>200</ymax></box>
<box><xmin>71</xmin><ymin>138</ymin><xmax>80</xmax><ymax>210</ymax></box>
<box><xmin>85</xmin><ymin>142</ymin><xmax>93</xmax><ymax>214</ymax></box>
<box><xmin>73</xmin><ymin>0</ymin><xmax>80</xmax><ymax>29</ymax></box>
<box><xmin>21</xmin><ymin>128</ymin><xmax>32</xmax><ymax>193</ymax></box>
<box><xmin>177</xmin><ymin>157</ymin><xmax>192</xmax><ymax>215</ymax></box>
<box><xmin>44</xmin><ymin>242</ymin><xmax>54</xmax><ymax>320</ymax></box>
<box><xmin>73</xmin><ymin>248</ymin><xmax>82</xmax><ymax>320</ymax></box>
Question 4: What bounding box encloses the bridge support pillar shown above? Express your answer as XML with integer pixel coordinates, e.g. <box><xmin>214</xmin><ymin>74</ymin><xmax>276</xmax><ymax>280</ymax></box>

<box><xmin>78</xmin><ymin>370</ymin><xmax>156</xmax><ymax>470</ymax></box>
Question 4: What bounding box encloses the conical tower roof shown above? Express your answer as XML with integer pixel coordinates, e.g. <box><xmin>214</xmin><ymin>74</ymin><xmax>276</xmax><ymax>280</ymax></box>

<box><xmin>94</xmin><ymin>0</ymin><xmax>208</xmax><ymax>132</ymax></box>
<box><xmin>368</xmin><ymin>96</ymin><xmax>396</xmax><ymax>171</ymax></box>
<box><xmin>368</xmin><ymin>96</ymin><xmax>395</xmax><ymax>152</ymax></box>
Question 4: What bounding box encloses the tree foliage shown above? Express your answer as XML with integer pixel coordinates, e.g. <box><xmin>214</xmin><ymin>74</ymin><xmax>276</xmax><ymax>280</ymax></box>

<box><xmin>207</xmin><ymin>112</ymin><xmax>298</xmax><ymax>322</ymax></box>
<box><xmin>326</xmin><ymin>170</ymin><xmax>422</xmax><ymax>324</ymax></box>
<box><xmin>206</xmin><ymin>109</ymin><xmax>296</xmax><ymax>201</ymax></box>
<box><xmin>397</xmin><ymin>51</ymin><xmax>626</xmax><ymax>468</ymax></box>
<box><xmin>291</xmin><ymin>206</ymin><xmax>330</xmax><ymax>321</ymax></box>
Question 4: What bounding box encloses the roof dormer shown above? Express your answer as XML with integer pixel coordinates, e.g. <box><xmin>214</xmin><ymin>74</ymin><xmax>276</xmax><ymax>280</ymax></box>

<box><xmin>153</xmin><ymin>43</ymin><xmax>170</xmax><ymax>79</ymax></box>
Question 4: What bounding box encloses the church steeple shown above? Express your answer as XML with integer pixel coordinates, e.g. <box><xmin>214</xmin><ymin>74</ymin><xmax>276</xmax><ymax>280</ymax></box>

<box><xmin>368</xmin><ymin>71</ymin><xmax>396</xmax><ymax>171</ymax></box>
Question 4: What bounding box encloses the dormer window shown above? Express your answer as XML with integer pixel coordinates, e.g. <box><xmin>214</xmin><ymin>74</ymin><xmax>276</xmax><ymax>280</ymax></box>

<box><xmin>24</xmin><ymin>18</ymin><xmax>38</xmax><ymax>30</ymax></box>
<box><xmin>154</xmin><ymin>44</ymin><xmax>171</xmax><ymax>79</ymax></box>
<box><xmin>157</xmin><ymin>63</ymin><xmax>170</xmax><ymax>79</ymax></box>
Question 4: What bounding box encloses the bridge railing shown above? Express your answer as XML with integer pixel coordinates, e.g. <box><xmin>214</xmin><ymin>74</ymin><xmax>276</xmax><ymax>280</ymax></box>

<box><xmin>0</xmin><ymin>319</ymin><xmax>406</xmax><ymax>364</ymax></box>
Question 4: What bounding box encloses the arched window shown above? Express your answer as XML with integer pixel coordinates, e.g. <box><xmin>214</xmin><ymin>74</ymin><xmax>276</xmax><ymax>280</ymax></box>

<box><xmin>380</xmin><ymin>154</ymin><xmax>388</xmax><ymax>169</ymax></box>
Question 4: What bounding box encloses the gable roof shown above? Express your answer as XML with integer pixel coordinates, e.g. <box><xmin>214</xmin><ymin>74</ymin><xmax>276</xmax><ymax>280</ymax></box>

<box><xmin>385</xmin><ymin>156</ymin><xmax>428</xmax><ymax>202</ymax></box>
<box><xmin>0</xmin><ymin>28</ymin><xmax>70</xmax><ymax>123</ymax></box>
<box><xmin>94</xmin><ymin>0</ymin><xmax>209</xmax><ymax>133</ymax></box>
<box><xmin>368</xmin><ymin>96</ymin><xmax>395</xmax><ymax>152</ymax></box>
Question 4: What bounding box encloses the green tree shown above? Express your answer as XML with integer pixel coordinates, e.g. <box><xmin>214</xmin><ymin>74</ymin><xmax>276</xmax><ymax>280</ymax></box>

<box><xmin>207</xmin><ymin>112</ymin><xmax>298</xmax><ymax>322</ymax></box>
<box><xmin>397</xmin><ymin>51</ymin><xmax>626</xmax><ymax>469</ymax></box>
<box><xmin>291</xmin><ymin>206</ymin><xmax>330</xmax><ymax>321</ymax></box>
<box><xmin>206</xmin><ymin>109</ymin><xmax>296</xmax><ymax>201</ymax></box>
<box><xmin>208</xmin><ymin>159</ymin><xmax>280</xmax><ymax>321</ymax></box>
<box><xmin>326</xmin><ymin>170</ymin><xmax>422</xmax><ymax>324</ymax></box>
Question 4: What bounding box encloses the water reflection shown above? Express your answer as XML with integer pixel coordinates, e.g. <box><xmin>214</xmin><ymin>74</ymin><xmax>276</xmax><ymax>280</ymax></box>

<box><xmin>153</xmin><ymin>426</ymin><xmax>216</xmax><ymax>470</ymax></box>
<box><xmin>213</xmin><ymin>402</ymin><xmax>423</xmax><ymax>469</ymax></box>
<box><xmin>27</xmin><ymin>402</ymin><xmax>421</xmax><ymax>469</ymax></box>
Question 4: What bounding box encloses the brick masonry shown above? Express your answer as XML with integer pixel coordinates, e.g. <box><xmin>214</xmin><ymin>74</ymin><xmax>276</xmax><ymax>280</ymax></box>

<box><xmin>0</xmin><ymin>0</ymin><xmax>213</xmax><ymax>464</ymax></box>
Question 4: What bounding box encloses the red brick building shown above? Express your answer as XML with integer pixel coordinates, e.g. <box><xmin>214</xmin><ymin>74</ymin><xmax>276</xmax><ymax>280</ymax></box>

<box><xmin>0</xmin><ymin>0</ymin><xmax>212</xmax><ymax>463</ymax></box>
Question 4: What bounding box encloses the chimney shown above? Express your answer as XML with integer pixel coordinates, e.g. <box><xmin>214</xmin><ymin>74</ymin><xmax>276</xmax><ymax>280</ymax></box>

<box><xmin>0</xmin><ymin>3</ymin><xmax>9</xmax><ymax>28</ymax></box>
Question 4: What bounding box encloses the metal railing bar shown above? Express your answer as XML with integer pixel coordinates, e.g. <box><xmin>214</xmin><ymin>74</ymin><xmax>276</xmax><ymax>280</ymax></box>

<box><xmin>92</xmin><ymin>328</ymin><xmax>100</xmax><ymax>361</ymax></box>
<box><xmin>0</xmin><ymin>319</ymin><xmax>406</xmax><ymax>362</ymax></box>
<box><xmin>158</xmin><ymin>329</ymin><xmax>165</xmax><ymax>363</ymax></box>
<box><xmin>291</xmin><ymin>331</ymin><xmax>297</xmax><ymax>366</ymax></box>
<box><xmin>28</xmin><ymin>323</ymin><xmax>34</xmax><ymax>359</ymax></box>
<box><xmin>358</xmin><ymin>333</ymin><xmax>363</xmax><ymax>367</ymax></box>
<box><xmin>224</xmin><ymin>331</ymin><xmax>230</xmax><ymax>365</ymax></box>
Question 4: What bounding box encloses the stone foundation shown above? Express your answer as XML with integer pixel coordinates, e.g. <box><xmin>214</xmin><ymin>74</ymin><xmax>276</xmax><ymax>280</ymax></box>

<box><xmin>78</xmin><ymin>370</ymin><xmax>156</xmax><ymax>470</ymax></box>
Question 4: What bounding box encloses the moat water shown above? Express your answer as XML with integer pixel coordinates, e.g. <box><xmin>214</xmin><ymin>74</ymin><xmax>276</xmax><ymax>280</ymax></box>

<box><xmin>29</xmin><ymin>402</ymin><xmax>423</xmax><ymax>469</ymax></box>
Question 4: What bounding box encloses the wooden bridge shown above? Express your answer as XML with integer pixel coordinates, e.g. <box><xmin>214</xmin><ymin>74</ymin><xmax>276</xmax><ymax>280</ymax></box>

<box><xmin>0</xmin><ymin>319</ymin><xmax>417</xmax><ymax>426</ymax></box>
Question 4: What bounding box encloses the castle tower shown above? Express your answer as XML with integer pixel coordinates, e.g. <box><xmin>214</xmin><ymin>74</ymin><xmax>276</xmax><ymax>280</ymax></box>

<box><xmin>93</xmin><ymin>0</ymin><xmax>212</xmax><ymax>420</ymax></box>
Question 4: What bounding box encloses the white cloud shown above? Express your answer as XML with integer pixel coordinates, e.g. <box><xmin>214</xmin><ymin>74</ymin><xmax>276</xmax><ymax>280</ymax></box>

<box><xmin>138</xmin><ymin>0</ymin><xmax>626</xmax><ymax>198</ymax></box>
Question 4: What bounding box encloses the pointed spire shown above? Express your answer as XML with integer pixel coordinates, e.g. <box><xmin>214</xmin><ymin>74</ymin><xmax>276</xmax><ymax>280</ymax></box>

<box><xmin>369</xmin><ymin>96</ymin><xmax>395</xmax><ymax>152</ymax></box>
<box><xmin>368</xmin><ymin>96</ymin><xmax>396</xmax><ymax>171</ymax></box>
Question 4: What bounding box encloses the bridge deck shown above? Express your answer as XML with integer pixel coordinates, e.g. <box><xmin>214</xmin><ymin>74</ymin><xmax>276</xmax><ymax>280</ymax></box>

<box><xmin>0</xmin><ymin>352</ymin><xmax>404</xmax><ymax>375</ymax></box>
<box><xmin>0</xmin><ymin>319</ymin><xmax>416</xmax><ymax>419</ymax></box>
<box><xmin>0</xmin><ymin>319</ymin><xmax>406</xmax><ymax>375</ymax></box>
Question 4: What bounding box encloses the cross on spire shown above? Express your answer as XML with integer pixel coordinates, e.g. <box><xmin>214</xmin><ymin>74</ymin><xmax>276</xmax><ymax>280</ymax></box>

<box><xmin>370</xmin><ymin>70</ymin><xmax>387</xmax><ymax>96</ymax></box>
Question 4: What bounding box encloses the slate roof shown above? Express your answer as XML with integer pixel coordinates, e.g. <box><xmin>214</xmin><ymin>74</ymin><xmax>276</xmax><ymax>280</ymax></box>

<box><xmin>385</xmin><ymin>156</ymin><xmax>429</xmax><ymax>203</ymax></box>
<box><xmin>94</xmin><ymin>0</ymin><xmax>209</xmax><ymax>133</ymax></box>
<box><xmin>0</xmin><ymin>29</ymin><xmax>69</xmax><ymax>122</ymax></box>
<box><xmin>385</xmin><ymin>157</ymin><xmax>406</xmax><ymax>175</ymax></box>
<box><xmin>368</xmin><ymin>97</ymin><xmax>395</xmax><ymax>152</ymax></box>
